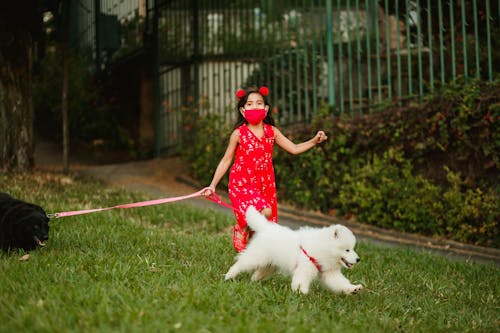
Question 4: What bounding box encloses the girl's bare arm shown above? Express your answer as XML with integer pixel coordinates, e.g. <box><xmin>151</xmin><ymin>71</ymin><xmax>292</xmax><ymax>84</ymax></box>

<box><xmin>274</xmin><ymin>127</ymin><xmax>327</xmax><ymax>155</ymax></box>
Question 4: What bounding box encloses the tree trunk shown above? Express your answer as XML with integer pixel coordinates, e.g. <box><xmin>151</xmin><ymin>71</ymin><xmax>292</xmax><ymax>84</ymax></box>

<box><xmin>0</xmin><ymin>30</ymin><xmax>35</xmax><ymax>172</ymax></box>
<box><xmin>0</xmin><ymin>1</ymin><xmax>39</xmax><ymax>172</ymax></box>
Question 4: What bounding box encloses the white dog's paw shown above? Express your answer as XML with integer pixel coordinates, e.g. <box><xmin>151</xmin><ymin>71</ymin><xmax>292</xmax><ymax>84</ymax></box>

<box><xmin>251</xmin><ymin>266</ymin><xmax>276</xmax><ymax>282</ymax></box>
<box><xmin>345</xmin><ymin>284</ymin><xmax>363</xmax><ymax>294</ymax></box>
<box><xmin>225</xmin><ymin>267</ymin><xmax>238</xmax><ymax>280</ymax></box>
<box><xmin>291</xmin><ymin>284</ymin><xmax>310</xmax><ymax>294</ymax></box>
<box><xmin>291</xmin><ymin>280</ymin><xmax>310</xmax><ymax>294</ymax></box>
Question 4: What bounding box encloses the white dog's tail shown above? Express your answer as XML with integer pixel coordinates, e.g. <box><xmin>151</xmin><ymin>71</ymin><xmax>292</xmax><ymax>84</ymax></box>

<box><xmin>245</xmin><ymin>206</ymin><xmax>272</xmax><ymax>232</ymax></box>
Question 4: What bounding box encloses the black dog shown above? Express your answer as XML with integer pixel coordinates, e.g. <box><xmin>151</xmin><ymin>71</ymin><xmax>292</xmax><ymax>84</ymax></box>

<box><xmin>0</xmin><ymin>192</ymin><xmax>49</xmax><ymax>252</ymax></box>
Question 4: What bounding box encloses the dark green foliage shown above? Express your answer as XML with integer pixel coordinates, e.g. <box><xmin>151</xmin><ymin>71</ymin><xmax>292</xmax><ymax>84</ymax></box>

<box><xmin>33</xmin><ymin>51</ymin><xmax>130</xmax><ymax>150</ymax></box>
<box><xmin>337</xmin><ymin>152</ymin><xmax>498</xmax><ymax>246</ymax></box>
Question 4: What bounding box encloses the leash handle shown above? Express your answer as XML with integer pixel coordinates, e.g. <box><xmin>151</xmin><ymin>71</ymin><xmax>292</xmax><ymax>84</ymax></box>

<box><xmin>48</xmin><ymin>187</ymin><xmax>233</xmax><ymax>219</ymax></box>
<box><xmin>204</xmin><ymin>190</ymin><xmax>234</xmax><ymax>210</ymax></box>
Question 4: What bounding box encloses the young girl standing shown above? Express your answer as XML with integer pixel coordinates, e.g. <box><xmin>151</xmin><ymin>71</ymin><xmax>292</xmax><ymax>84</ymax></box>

<box><xmin>205</xmin><ymin>86</ymin><xmax>327</xmax><ymax>252</ymax></box>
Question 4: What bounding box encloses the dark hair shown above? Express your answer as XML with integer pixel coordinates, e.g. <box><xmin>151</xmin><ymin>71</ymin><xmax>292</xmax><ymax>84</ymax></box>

<box><xmin>233</xmin><ymin>86</ymin><xmax>275</xmax><ymax>129</ymax></box>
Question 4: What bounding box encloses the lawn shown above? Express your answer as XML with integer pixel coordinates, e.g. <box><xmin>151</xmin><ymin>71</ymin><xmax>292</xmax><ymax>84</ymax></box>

<box><xmin>0</xmin><ymin>172</ymin><xmax>498</xmax><ymax>333</ymax></box>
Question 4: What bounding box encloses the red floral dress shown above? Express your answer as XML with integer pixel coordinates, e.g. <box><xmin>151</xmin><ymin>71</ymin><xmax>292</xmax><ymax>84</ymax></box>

<box><xmin>229</xmin><ymin>123</ymin><xmax>278</xmax><ymax>252</ymax></box>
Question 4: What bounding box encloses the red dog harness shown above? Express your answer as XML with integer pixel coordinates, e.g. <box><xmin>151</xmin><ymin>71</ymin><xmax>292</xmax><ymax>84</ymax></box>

<box><xmin>300</xmin><ymin>246</ymin><xmax>322</xmax><ymax>272</ymax></box>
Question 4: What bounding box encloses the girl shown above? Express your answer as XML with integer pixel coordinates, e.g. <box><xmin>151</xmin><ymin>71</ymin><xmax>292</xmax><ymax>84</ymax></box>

<box><xmin>205</xmin><ymin>86</ymin><xmax>327</xmax><ymax>252</ymax></box>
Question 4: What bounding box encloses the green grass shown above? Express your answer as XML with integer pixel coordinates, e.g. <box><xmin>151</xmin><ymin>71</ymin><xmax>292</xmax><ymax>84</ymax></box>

<box><xmin>1</xmin><ymin>172</ymin><xmax>499</xmax><ymax>333</ymax></box>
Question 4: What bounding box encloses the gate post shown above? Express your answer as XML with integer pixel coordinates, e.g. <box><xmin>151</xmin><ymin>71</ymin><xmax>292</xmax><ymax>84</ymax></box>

<box><xmin>192</xmin><ymin>0</ymin><xmax>199</xmax><ymax>104</ymax></box>
<box><xmin>326</xmin><ymin>0</ymin><xmax>335</xmax><ymax>108</ymax></box>
<box><xmin>152</xmin><ymin>0</ymin><xmax>161</xmax><ymax>156</ymax></box>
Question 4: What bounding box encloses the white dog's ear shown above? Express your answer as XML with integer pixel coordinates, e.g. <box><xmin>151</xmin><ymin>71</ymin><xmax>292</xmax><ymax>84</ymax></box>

<box><xmin>333</xmin><ymin>226</ymin><xmax>339</xmax><ymax>239</ymax></box>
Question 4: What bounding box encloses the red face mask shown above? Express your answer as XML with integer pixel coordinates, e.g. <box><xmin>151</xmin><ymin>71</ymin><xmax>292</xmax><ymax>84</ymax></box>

<box><xmin>244</xmin><ymin>109</ymin><xmax>267</xmax><ymax>125</ymax></box>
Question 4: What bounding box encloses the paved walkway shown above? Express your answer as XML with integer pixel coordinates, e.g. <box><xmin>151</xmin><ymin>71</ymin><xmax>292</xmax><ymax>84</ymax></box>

<box><xmin>35</xmin><ymin>139</ymin><xmax>500</xmax><ymax>266</ymax></box>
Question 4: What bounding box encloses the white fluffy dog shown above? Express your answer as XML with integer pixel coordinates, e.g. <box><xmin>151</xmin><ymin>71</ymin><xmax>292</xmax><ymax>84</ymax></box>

<box><xmin>225</xmin><ymin>206</ymin><xmax>363</xmax><ymax>294</ymax></box>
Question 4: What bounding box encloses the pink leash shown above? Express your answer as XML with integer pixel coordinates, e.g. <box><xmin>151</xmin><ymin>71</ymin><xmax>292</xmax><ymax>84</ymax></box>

<box><xmin>47</xmin><ymin>187</ymin><xmax>233</xmax><ymax>219</ymax></box>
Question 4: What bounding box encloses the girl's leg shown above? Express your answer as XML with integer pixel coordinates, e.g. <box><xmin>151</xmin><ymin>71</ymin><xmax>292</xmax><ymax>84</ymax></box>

<box><xmin>260</xmin><ymin>207</ymin><xmax>272</xmax><ymax>218</ymax></box>
<box><xmin>233</xmin><ymin>205</ymin><xmax>272</xmax><ymax>252</ymax></box>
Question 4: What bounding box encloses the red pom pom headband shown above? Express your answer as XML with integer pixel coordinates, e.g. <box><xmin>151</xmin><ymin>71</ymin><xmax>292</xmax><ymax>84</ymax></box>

<box><xmin>236</xmin><ymin>86</ymin><xmax>269</xmax><ymax>100</ymax></box>
<box><xmin>236</xmin><ymin>89</ymin><xmax>246</xmax><ymax>100</ymax></box>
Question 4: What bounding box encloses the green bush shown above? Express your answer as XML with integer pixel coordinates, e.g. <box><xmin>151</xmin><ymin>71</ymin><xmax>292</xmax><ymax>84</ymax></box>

<box><xmin>337</xmin><ymin>151</ymin><xmax>499</xmax><ymax>247</ymax></box>
<box><xmin>337</xmin><ymin>149</ymin><xmax>442</xmax><ymax>233</ymax></box>
<box><xmin>440</xmin><ymin>167</ymin><xmax>499</xmax><ymax>246</ymax></box>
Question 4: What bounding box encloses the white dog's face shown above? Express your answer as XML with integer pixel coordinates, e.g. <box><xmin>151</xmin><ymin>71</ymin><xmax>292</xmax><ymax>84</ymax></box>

<box><xmin>330</xmin><ymin>225</ymin><xmax>360</xmax><ymax>269</ymax></box>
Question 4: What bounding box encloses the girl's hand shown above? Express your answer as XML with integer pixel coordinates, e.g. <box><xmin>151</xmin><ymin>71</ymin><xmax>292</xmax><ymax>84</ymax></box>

<box><xmin>315</xmin><ymin>131</ymin><xmax>328</xmax><ymax>144</ymax></box>
<box><xmin>203</xmin><ymin>186</ymin><xmax>215</xmax><ymax>197</ymax></box>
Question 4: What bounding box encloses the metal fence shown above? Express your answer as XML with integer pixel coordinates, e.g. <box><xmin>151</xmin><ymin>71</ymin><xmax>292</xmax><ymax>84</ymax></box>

<box><xmin>70</xmin><ymin>0</ymin><xmax>499</xmax><ymax>154</ymax></box>
<box><xmin>153</xmin><ymin>0</ymin><xmax>498</xmax><ymax>153</ymax></box>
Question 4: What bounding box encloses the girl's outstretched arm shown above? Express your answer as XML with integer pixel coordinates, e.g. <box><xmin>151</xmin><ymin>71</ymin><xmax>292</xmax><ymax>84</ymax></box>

<box><xmin>205</xmin><ymin>129</ymin><xmax>240</xmax><ymax>194</ymax></box>
<box><xmin>274</xmin><ymin>127</ymin><xmax>327</xmax><ymax>155</ymax></box>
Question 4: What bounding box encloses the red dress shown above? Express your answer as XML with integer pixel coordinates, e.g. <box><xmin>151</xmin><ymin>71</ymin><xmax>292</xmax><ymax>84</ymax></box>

<box><xmin>228</xmin><ymin>123</ymin><xmax>278</xmax><ymax>252</ymax></box>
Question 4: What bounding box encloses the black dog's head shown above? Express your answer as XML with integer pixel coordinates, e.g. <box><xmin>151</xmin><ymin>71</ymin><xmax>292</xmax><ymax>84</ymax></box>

<box><xmin>0</xmin><ymin>192</ymin><xmax>50</xmax><ymax>252</ymax></box>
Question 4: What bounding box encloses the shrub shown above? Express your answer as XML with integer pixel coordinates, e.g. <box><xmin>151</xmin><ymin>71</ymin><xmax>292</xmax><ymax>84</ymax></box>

<box><xmin>337</xmin><ymin>151</ymin><xmax>499</xmax><ymax>246</ymax></box>
<box><xmin>337</xmin><ymin>149</ymin><xmax>442</xmax><ymax>234</ymax></box>
<box><xmin>439</xmin><ymin>167</ymin><xmax>499</xmax><ymax>247</ymax></box>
